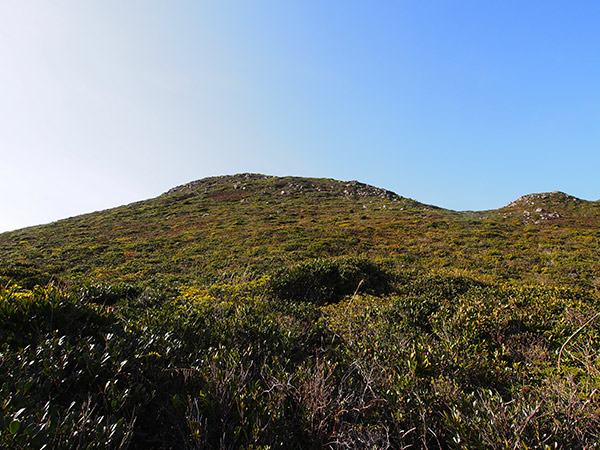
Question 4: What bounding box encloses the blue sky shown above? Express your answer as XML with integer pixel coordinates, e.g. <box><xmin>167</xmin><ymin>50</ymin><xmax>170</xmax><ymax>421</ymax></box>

<box><xmin>1</xmin><ymin>1</ymin><xmax>599</xmax><ymax>232</ymax></box>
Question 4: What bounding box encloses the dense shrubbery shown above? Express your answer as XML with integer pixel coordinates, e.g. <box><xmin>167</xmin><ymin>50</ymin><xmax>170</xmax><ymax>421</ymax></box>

<box><xmin>269</xmin><ymin>257</ymin><xmax>392</xmax><ymax>305</ymax></box>
<box><xmin>1</xmin><ymin>281</ymin><xmax>383</xmax><ymax>448</ymax></box>
<box><xmin>0</xmin><ymin>284</ymin><xmax>136</xmax><ymax>448</ymax></box>
<box><xmin>2</xmin><ymin>275</ymin><xmax>599</xmax><ymax>448</ymax></box>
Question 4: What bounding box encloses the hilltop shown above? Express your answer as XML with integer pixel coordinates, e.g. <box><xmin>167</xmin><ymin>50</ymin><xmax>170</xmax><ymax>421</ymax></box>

<box><xmin>165</xmin><ymin>173</ymin><xmax>412</xmax><ymax>203</ymax></box>
<box><xmin>497</xmin><ymin>191</ymin><xmax>600</xmax><ymax>223</ymax></box>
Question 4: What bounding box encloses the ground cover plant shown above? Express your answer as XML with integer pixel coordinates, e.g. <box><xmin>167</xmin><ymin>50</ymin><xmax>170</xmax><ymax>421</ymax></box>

<box><xmin>1</xmin><ymin>174</ymin><xmax>600</xmax><ymax>448</ymax></box>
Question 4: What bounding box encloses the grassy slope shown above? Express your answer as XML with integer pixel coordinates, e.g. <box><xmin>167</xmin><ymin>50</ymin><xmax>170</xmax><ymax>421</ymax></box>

<box><xmin>1</xmin><ymin>174</ymin><xmax>599</xmax><ymax>288</ymax></box>
<box><xmin>1</xmin><ymin>174</ymin><xmax>600</xmax><ymax>449</ymax></box>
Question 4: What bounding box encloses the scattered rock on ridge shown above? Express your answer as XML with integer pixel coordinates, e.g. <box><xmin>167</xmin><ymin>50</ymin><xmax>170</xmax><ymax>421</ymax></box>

<box><xmin>164</xmin><ymin>173</ymin><xmax>409</xmax><ymax>203</ymax></box>
<box><xmin>505</xmin><ymin>191</ymin><xmax>580</xmax><ymax>208</ymax></box>
<box><xmin>502</xmin><ymin>191</ymin><xmax>585</xmax><ymax>223</ymax></box>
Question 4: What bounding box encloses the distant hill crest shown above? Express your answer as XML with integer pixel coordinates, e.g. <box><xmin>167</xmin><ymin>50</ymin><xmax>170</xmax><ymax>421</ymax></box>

<box><xmin>498</xmin><ymin>191</ymin><xmax>597</xmax><ymax>224</ymax></box>
<box><xmin>504</xmin><ymin>191</ymin><xmax>581</xmax><ymax>208</ymax></box>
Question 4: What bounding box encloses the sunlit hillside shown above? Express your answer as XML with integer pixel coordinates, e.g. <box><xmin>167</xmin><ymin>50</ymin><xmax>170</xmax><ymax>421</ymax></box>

<box><xmin>1</xmin><ymin>174</ymin><xmax>599</xmax><ymax>448</ymax></box>
<box><xmin>2</xmin><ymin>174</ymin><xmax>599</xmax><ymax>288</ymax></box>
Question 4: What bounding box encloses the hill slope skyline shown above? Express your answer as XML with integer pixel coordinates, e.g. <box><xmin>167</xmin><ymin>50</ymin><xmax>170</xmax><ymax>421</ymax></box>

<box><xmin>2</xmin><ymin>173</ymin><xmax>599</xmax><ymax>290</ymax></box>
<box><xmin>2</xmin><ymin>173</ymin><xmax>598</xmax><ymax>234</ymax></box>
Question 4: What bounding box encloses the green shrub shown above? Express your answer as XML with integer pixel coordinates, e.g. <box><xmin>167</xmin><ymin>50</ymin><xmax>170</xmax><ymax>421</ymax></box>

<box><xmin>0</xmin><ymin>264</ymin><xmax>54</xmax><ymax>289</ymax></box>
<box><xmin>395</xmin><ymin>273</ymin><xmax>487</xmax><ymax>301</ymax></box>
<box><xmin>0</xmin><ymin>283</ymin><xmax>113</xmax><ymax>347</ymax></box>
<box><xmin>269</xmin><ymin>257</ymin><xmax>392</xmax><ymax>305</ymax></box>
<box><xmin>79</xmin><ymin>282</ymin><xmax>144</xmax><ymax>306</ymax></box>
<box><xmin>0</xmin><ymin>284</ymin><xmax>138</xmax><ymax>449</ymax></box>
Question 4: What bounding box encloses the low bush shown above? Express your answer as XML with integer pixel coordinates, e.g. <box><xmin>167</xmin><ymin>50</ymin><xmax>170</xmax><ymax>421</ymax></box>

<box><xmin>269</xmin><ymin>257</ymin><xmax>392</xmax><ymax>305</ymax></box>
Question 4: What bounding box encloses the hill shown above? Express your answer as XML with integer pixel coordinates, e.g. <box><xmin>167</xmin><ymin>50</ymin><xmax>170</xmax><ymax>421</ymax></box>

<box><xmin>499</xmin><ymin>191</ymin><xmax>600</xmax><ymax>223</ymax></box>
<box><xmin>1</xmin><ymin>174</ymin><xmax>599</xmax><ymax>288</ymax></box>
<box><xmin>1</xmin><ymin>174</ymin><xmax>600</xmax><ymax>448</ymax></box>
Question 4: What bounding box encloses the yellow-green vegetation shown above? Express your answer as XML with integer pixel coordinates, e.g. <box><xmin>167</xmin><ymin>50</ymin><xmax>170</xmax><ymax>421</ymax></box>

<box><xmin>2</xmin><ymin>175</ymin><xmax>599</xmax><ymax>289</ymax></box>
<box><xmin>1</xmin><ymin>174</ymin><xmax>600</xmax><ymax>448</ymax></box>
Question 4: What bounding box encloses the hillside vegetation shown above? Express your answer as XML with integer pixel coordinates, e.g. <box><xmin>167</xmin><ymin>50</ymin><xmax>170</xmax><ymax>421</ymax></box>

<box><xmin>1</xmin><ymin>174</ymin><xmax>599</xmax><ymax>448</ymax></box>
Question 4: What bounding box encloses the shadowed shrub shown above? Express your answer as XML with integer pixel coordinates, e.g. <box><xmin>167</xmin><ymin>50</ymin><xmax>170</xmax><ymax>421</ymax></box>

<box><xmin>79</xmin><ymin>282</ymin><xmax>144</xmax><ymax>306</ymax></box>
<box><xmin>0</xmin><ymin>264</ymin><xmax>54</xmax><ymax>289</ymax></box>
<box><xmin>269</xmin><ymin>257</ymin><xmax>392</xmax><ymax>305</ymax></box>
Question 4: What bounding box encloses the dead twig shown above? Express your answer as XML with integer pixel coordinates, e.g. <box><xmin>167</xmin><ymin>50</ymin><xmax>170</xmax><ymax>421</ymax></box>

<box><xmin>558</xmin><ymin>311</ymin><xmax>600</xmax><ymax>371</ymax></box>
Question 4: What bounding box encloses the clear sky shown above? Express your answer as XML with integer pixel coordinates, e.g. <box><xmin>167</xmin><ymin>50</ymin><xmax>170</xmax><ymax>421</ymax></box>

<box><xmin>1</xmin><ymin>1</ymin><xmax>599</xmax><ymax>232</ymax></box>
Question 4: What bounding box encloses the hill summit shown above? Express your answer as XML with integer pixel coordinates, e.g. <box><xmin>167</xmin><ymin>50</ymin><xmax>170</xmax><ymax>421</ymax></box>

<box><xmin>504</xmin><ymin>191</ymin><xmax>581</xmax><ymax>208</ymax></box>
<box><xmin>165</xmin><ymin>173</ymin><xmax>414</xmax><ymax>204</ymax></box>
<box><xmin>499</xmin><ymin>190</ymin><xmax>599</xmax><ymax>224</ymax></box>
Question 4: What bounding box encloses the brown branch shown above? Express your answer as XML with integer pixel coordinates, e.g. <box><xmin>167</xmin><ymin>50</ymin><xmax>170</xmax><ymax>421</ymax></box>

<box><xmin>558</xmin><ymin>311</ymin><xmax>600</xmax><ymax>371</ymax></box>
